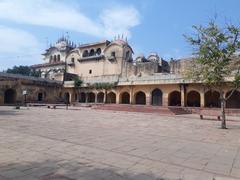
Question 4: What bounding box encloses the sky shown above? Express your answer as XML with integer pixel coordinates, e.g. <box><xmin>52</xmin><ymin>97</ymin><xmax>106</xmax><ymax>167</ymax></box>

<box><xmin>0</xmin><ymin>0</ymin><xmax>240</xmax><ymax>71</ymax></box>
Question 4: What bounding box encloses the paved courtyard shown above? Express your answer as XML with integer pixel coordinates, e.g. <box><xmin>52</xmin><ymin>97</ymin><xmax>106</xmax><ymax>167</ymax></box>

<box><xmin>0</xmin><ymin>106</ymin><xmax>240</xmax><ymax>180</ymax></box>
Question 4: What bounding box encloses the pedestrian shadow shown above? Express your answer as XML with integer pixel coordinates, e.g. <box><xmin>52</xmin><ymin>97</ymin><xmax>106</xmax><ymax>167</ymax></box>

<box><xmin>0</xmin><ymin>160</ymin><xmax>171</xmax><ymax>180</ymax></box>
<box><xmin>0</xmin><ymin>110</ymin><xmax>19</xmax><ymax>116</ymax></box>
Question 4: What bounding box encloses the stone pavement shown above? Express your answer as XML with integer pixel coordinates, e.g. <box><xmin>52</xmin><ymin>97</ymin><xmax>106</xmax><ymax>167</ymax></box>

<box><xmin>0</xmin><ymin>106</ymin><xmax>240</xmax><ymax>180</ymax></box>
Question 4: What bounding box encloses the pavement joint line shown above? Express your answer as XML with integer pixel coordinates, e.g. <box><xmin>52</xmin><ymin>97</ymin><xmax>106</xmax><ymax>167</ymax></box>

<box><xmin>0</xmin><ymin>123</ymin><xmax>238</xmax><ymax>150</ymax></box>
<box><xmin>0</xmin><ymin>125</ymin><xmax>239</xmax><ymax>179</ymax></box>
<box><xmin>229</xmin><ymin>146</ymin><xmax>240</xmax><ymax>174</ymax></box>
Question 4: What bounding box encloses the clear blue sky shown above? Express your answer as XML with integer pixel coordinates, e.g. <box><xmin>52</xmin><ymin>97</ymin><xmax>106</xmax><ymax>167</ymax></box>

<box><xmin>0</xmin><ymin>0</ymin><xmax>240</xmax><ymax>70</ymax></box>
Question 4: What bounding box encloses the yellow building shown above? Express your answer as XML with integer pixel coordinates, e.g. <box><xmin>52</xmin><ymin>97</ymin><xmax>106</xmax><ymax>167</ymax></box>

<box><xmin>32</xmin><ymin>37</ymin><xmax>240</xmax><ymax>109</ymax></box>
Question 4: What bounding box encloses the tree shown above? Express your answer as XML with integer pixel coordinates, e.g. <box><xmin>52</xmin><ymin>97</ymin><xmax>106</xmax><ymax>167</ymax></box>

<box><xmin>5</xmin><ymin>65</ymin><xmax>41</xmax><ymax>77</ymax></box>
<box><xmin>74</xmin><ymin>77</ymin><xmax>83</xmax><ymax>88</ymax></box>
<box><xmin>73</xmin><ymin>77</ymin><xmax>83</xmax><ymax>103</ymax></box>
<box><xmin>6</xmin><ymin>65</ymin><xmax>31</xmax><ymax>76</ymax></box>
<box><xmin>185</xmin><ymin>20</ymin><xmax>240</xmax><ymax>129</ymax></box>
<box><xmin>30</xmin><ymin>69</ymin><xmax>41</xmax><ymax>77</ymax></box>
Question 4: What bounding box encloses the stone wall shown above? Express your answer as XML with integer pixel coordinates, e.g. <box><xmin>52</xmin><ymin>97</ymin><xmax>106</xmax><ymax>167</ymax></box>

<box><xmin>169</xmin><ymin>58</ymin><xmax>193</xmax><ymax>74</ymax></box>
<box><xmin>0</xmin><ymin>73</ymin><xmax>63</xmax><ymax>105</ymax></box>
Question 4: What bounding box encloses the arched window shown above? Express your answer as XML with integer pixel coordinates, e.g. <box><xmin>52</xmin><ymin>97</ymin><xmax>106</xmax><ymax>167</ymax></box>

<box><xmin>50</xmin><ymin>55</ymin><xmax>53</xmax><ymax>63</ymax></box>
<box><xmin>205</xmin><ymin>91</ymin><xmax>220</xmax><ymax>108</ymax></box>
<box><xmin>87</xmin><ymin>92</ymin><xmax>95</xmax><ymax>103</ymax></box>
<box><xmin>151</xmin><ymin>88</ymin><xmax>163</xmax><ymax>106</ymax></box>
<box><xmin>168</xmin><ymin>91</ymin><xmax>181</xmax><ymax>106</ymax></box>
<box><xmin>120</xmin><ymin>92</ymin><xmax>130</xmax><ymax>104</ymax></box>
<box><xmin>79</xmin><ymin>93</ymin><xmax>86</xmax><ymax>103</ymax></box>
<box><xmin>96</xmin><ymin>48</ymin><xmax>101</xmax><ymax>56</ymax></box>
<box><xmin>126</xmin><ymin>51</ymin><xmax>130</xmax><ymax>60</ymax></box>
<box><xmin>53</xmin><ymin>55</ymin><xmax>57</xmax><ymax>62</ymax></box>
<box><xmin>97</xmin><ymin>92</ymin><xmax>104</xmax><ymax>103</ymax></box>
<box><xmin>226</xmin><ymin>90</ymin><xmax>240</xmax><ymax>108</ymax></box>
<box><xmin>4</xmin><ymin>89</ymin><xmax>16</xmax><ymax>104</ymax></box>
<box><xmin>82</xmin><ymin>50</ymin><xmax>89</xmax><ymax>57</ymax></box>
<box><xmin>107</xmin><ymin>92</ymin><xmax>116</xmax><ymax>104</ymax></box>
<box><xmin>111</xmin><ymin>51</ymin><xmax>116</xmax><ymax>57</ymax></box>
<box><xmin>89</xmin><ymin>49</ymin><xmax>95</xmax><ymax>56</ymax></box>
<box><xmin>38</xmin><ymin>93</ymin><xmax>43</xmax><ymax>101</ymax></box>
<box><xmin>57</xmin><ymin>54</ymin><xmax>61</xmax><ymax>61</ymax></box>
<box><xmin>135</xmin><ymin>91</ymin><xmax>146</xmax><ymax>105</ymax></box>
<box><xmin>187</xmin><ymin>91</ymin><xmax>200</xmax><ymax>107</ymax></box>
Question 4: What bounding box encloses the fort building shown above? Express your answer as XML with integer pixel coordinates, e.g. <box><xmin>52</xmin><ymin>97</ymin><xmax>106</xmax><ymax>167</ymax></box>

<box><xmin>1</xmin><ymin>36</ymin><xmax>240</xmax><ymax>109</ymax></box>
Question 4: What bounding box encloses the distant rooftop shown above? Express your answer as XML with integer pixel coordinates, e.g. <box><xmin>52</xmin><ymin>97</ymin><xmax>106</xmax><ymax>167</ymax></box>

<box><xmin>78</xmin><ymin>40</ymin><xmax>110</xmax><ymax>48</ymax></box>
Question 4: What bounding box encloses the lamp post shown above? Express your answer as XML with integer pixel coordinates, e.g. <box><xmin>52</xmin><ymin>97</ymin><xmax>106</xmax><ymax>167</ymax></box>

<box><xmin>22</xmin><ymin>90</ymin><xmax>27</xmax><ymax>107</ymax></box>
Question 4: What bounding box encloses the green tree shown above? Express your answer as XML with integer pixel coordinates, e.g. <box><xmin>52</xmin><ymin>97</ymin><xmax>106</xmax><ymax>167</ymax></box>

<box><xmin>74</xmin><ymin>77</ymin><xmax>83</xmax><ymax>103</ymax></box>
<box><xmin>6</xmin><ymin>65</ymin><xmax>41</xmax><ymax>77</ymax></box>
<box><xmin>74</xmin><ymin>77</ymin><xmax>83</xmax><ymax>88</ymax></box>
<box><xmin>185</xmin><ymin>20</ymin><xmax>240</xmax><ymax>129</ymax></box>
<box><xmin>30</xmin><ymin>69</ymin><xmax>41</xmax><ymax>77</ymax></box>
<box><xmin>6</xmin><ymin>65</ymin><xmax>31</xmax><ymax>76</ymax></box>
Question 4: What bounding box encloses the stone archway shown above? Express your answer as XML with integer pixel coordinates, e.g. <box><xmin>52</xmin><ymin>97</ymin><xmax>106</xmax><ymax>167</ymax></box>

<box><xmin>135</xmin><ymin>91</ymin><xmax>146</xmax><ymax>105</ymax></box>
<box><xmin>97</xmin><ymin>92</ymin><xmax>104</xmax><ymax>103</ymax></box>
<box><xmin>168</xmin><ymin>91</ymin><xmax>181</xmax><ymax>106</ymax></box>
<box><xmin>226</xmin><ymin>90</ymin><xmax>240</xmax><ymax>108</ymax></box>
<box><xmin>79</xmin><ymin>92</ymin><xmax>86</xmax><ymax>103</ymax></box>
<box><xmin>38</xmin><ymin>93</ymin><xmax>43</xmax><ymax>102</ymax></box>
<box><xmin>87</xmin><ymin>92</ymin><xmax>95</xmax><ymax>103</ymax></box>
<box><xmin>120</xmin><ymin>92</ymin><xmax>130</xmax><ymax>104</ymax></box>
<box><xmin>187</xmin><ymin>90</ymin><xmax>200</xmax><ymax>107</ymax></box>
<box><xmin>107</xmin><ymin>92</ymin><xmax>116</xmax><ymax>104</ymax></box>
<box><xmin>4</xmin><ymin>89</ymin><xmax>16</xmax><ymax>104</ymax></box>
<box><xmin>151</xmin><ymin>88</ymin><xmax>163</xmax><ymax>106</ymax></box>
<box><xmin>205</xmin><ymin>91</ymin><xmax>220</xmax><ymax>108</ymax></box>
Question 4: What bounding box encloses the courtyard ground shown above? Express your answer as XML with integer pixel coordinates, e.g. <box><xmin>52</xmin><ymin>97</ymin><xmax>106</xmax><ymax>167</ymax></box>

<box><xmin>0</xmin><ymin>106</ymin><xmax>240</xmax><ymax>180</ymax></box>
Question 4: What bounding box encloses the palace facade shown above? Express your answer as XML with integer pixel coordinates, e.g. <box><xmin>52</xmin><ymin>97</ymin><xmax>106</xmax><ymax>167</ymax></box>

<box><xmin>1</xmin><ymin>36</ymin><xmax>239</xmax><ymax>108</ymax></box>
<box><xmin>29</xmin><ymin>36</ymin><xmax>240</xmax><ymax>109</ymax></box>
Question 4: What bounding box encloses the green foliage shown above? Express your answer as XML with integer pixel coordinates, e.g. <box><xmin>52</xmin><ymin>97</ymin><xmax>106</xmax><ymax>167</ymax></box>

<box><xmin>74</xmin><ymin>77</ymin><xmax>83</xmax><ymax>88</ymax></box>
<box><xmin>30</xmin><ymin>69</ymin><xmax>41</xmax><ymax>77</ymax></box>
<box><xmin>6</xmin><ymin>65</ymin><xmax>31</xmax><ymax>76</ymax></box>
<box><xmin>6</xmin><ymin>65</ymin><xmax>41</xmax><ymax>77</ymax></box>
<box><xmin>184</xmin><ymin>20</ymin><xmax>240</xmax><ymax>88</ymax></box>
<box><xmin>185</xmin><ymin>20</ymin><xmax>240</xmax><ymax>128</ymax></box>
<box><xmin>91</xmin><ymin>82</ymin><xmax>118</xmax><ymax>90</ymax></box>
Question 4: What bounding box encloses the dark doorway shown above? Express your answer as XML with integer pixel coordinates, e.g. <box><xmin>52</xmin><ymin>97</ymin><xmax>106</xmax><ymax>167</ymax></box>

<box><xmin>87</xmin><ymin>92</ymin><xmax>95</xmax><ymax>103</ymax></box>
<box><xmin>151</xmin><ymin>88</ymin><xmax>163</xmax><ymax>106</ymax></box>
<box><xmin>226</xmin><ymin>91</ymin><xmax>240</xmax><ymax>108</ymax></box>
<box><xmin>97</xmin><ymin>92</ymin><xmax>104</xmax><ymax>103</ymax></box>
<box><xmin>38</xmin><ymin>93</ymin><xmax>43</xmax><ymax>101</ymax></box>
<box><xmin>187</xmin><ymin>91</ymin><xmax>200</xmax><ymax>107</ymax></box>
<box><xmin>205</xmin><ymin>91</ymin><xmax>220</xmax><ymax>108</ymax></box>
<box><xmin>168</xmin><ymin>91</ymin><xmax>181</xmax><ymax>106</ymax></box>
<box><xmin>79</xmin><ymin>93</ymin><xmax>86</xmax><ymax>103</ymax></box>
<box><xmin>107</xmin><ymin>92</ymin><xmax>116</xmax><ymax>104</ymax></box>
<box><xmin>121</xmin><ymin>92</ymin><xmax>130</xmax><ymax>104</ymax></box>
<box><xmin>4</xmin><ymin>89</ymin><xmax>16</xmax><ymax>104</ymax></box>
<box><xmin>135</xmin><ymin>91</ymin><xmax>146</xmax><ymax>105</ymax></box>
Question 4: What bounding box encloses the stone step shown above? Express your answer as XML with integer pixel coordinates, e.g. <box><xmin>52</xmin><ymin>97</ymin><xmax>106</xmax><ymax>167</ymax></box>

<box><xmin>74</xmin><ymin>103</ymin><xmax>240</xmax><ymax>116</ymax></box>
<box><xmin>92</xmin><ymin>104</ymin><xmax>189</xmax><ymax>115</ymax></box>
